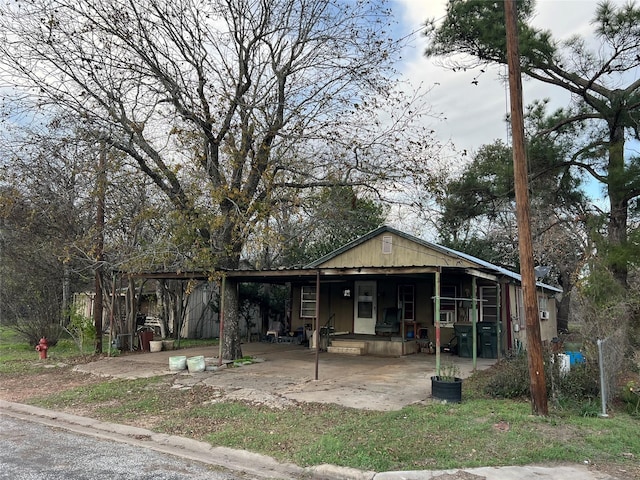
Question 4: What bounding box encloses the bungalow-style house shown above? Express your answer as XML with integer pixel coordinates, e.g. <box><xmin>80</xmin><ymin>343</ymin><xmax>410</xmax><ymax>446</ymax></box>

<box><xmin>249</xmin><ymin>226</ymin><xmax>560</xmax><ymax>357</ymax></box>
<box><xmin>114</xmin><ymin>225</ymin><xmax>559</xmax><ymax>358</ymax></box>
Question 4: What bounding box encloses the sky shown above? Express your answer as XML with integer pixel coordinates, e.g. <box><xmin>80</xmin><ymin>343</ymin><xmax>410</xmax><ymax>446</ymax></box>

<box><xmin>393</xmin><ymin>0</ymin><xmax>634</xmax><ymax>158</ymax></box>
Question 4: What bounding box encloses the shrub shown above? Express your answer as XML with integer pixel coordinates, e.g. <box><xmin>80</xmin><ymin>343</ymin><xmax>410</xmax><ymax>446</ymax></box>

<box><xmin>620</xmin><ymin>381</ymin><xmax>640</xmax><ymax>416</ymax></box>
<box><xmin>64</xmin><ymin>305</ymin><xmax>96</xmax><ymax>354</ymax></box>
<box><xmin>553</xmin><ymin>361</ymin><xmax>600</xmax><ymax>403</ymax></box>
<box><xmin>1</xmin><ymin>280</ymin><xmax>65</xmax><ymax>347</ymax></box>
<box><xmin>484</xmin><ymin>351</ymin><xmax>532</xmax><ymax>398</ymax></box>
<box><xmin>484</xmin><ymin>349</ymin><xmax>601</xmax><ymax>407</ymax></box>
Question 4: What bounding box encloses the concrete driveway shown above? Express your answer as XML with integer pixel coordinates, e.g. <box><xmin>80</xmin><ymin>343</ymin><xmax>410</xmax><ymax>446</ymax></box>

<box><xmin>73</xmin><ymin>342</ymin><xmax>496</xmax><ymax>411</ymax></box>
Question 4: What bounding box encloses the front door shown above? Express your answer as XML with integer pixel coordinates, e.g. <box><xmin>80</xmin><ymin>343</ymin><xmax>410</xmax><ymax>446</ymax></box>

<box><xmin>354</xmin><ymin>281</ymin><xmax>376</xmax><ymax>334</ymax></box>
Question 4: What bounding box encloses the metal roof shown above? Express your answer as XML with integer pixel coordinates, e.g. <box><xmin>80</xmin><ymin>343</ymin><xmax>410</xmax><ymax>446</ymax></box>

<box><xmin>124</xmin><ymin>226</ymin><xmax>561</xmax><ymax>292</ymax></box>
<box><xmin>305</xmin><ymin>225</ymin><xmax>562</xmax><ymax>292</ymax></box>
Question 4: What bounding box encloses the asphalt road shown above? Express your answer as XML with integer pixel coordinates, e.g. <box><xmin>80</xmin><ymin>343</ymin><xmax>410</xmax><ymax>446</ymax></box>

<box><xmin>0</xmin><ymin>415</ymin><xmax>245</xmax><ymax>480</ymax></box>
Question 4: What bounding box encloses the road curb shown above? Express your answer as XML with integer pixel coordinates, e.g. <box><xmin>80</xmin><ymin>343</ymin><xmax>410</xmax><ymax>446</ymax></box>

<box><xmin>0</xmin><ymin>400</ymin><xmax>373</xmax><ymax>479</ymax></box>
<box><xmin>0</xmin><ymin>400</ymin><xmax>621</xmax><ymax>480</ymax></box>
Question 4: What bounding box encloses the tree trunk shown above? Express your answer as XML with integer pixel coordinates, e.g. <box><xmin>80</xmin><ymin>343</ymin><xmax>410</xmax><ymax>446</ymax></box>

<box><xmin>61</xmin><ymin>263</ymin><xmax>71</xmax><ymax>327</ymax></box>
<box><xmin>557</xmin><ymin>297</ymin><xmax>571</xmax><ymax>334</ymax></box>
<box><xmin>221</xmin><ymin>278</ymin><xmax>243</xmax><ymax>360</ymax></box>
<box><xmin>607</xmin><ymin>124</ymin><xmax>628</xmax><ymax>286</ymax></box>
<box><xmin>94</xmin><ymin>146</ymin><xmax>106</xmax><ymax>354</ymax></box>
<box><xmin>127</xmin><ymin>275</ymin><xmax>136</xmax><ymax>339</ymax></box>
<box><xmin>156</xmin><ymin>280</ymin><xmax>170</xmax><ymax>337</ymax></box>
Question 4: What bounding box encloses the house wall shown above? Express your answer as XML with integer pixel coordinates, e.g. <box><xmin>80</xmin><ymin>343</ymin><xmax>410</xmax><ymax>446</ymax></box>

<box><xmin>291</xmin><ymin>277</ymin><xmax>455</xmax><ymax>345</ymax></box>
<box><xmin>290</xmin><ymin>275</ymin><xmax>557</xmax><ymax>355</ymax></box>
<box><xmin>179</xmin><ymin>285</ymin><xmax>217</xmax><ymax>339</ymax></box>
<box><xmin>540</xmin><ymin>296</ymin><xmax>558</xmax><ymax>342</ymax></box>
<box><xmin>505</xmin><ymin>284</ymin><xmax>558</xmax><ymax>350</ymax></box>
<box><xmin>179</xmin><ymin>283</ymin><xmax>262</xmax><ymax>340</ymax></box>
<box><xmin>318</xmin><ymin>232</ymin><xmax>476</xmax><ymax>269</ymax></box>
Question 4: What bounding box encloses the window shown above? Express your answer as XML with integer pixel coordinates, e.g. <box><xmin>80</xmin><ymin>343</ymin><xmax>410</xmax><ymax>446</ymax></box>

<box><xmin>439</xmin><ymin>285</ymin><xmax>456</xmax><ymax>326</ymax></box>
<box><xmin>515</xmin><ymin>287</ymin><xmax>525</xmax><ymax>329</ymax></box>
<box><xmin>398</xmin><ymin>285</ymin><xmax>415</xmax><ymax>321</ymax></box>
<box><xmin>301</xmin><ymin>285</ymin><xmax>317</xmax><ymax>318</ymax></box>
<box><xmin>480</xmin><ymin>286</ymin><xmax>498</xmax><ymax>322</ymax></box>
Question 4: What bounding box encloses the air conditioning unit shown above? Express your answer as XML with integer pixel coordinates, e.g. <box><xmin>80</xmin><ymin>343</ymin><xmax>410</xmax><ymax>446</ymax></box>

<box><xmin>539</xmin><ymin>311</ymin><xmax>549</xmax><ymax>320</ymax></box>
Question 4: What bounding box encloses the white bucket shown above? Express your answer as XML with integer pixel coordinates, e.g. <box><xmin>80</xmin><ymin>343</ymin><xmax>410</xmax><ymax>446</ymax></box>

<box><xmin>149</xmin><ymin>340</ymin><xmax>163</xmax><ymax>352</ymax></box>
<box><xmin>169</xmin><ymin>355</ymin><xmax>187</xmax><ymax>371</ymax></box>
<box><xmin>187</xmin><ymin>355</ymin><xmax>205</xmax><ymax>373</ymax></box>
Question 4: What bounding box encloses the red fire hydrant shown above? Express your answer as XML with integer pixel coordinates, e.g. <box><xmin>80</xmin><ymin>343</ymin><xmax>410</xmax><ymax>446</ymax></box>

<box><xmin>35</xmin><ymin>337</ymin><xmax>49</xmax><ymax>360</ymax></box>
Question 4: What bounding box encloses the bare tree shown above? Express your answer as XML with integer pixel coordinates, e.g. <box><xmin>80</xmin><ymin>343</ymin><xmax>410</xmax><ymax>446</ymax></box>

<box><xmin>0</xmin><ymin>0</ymin><xmax>440</xmax><ymax>358</ymax></box>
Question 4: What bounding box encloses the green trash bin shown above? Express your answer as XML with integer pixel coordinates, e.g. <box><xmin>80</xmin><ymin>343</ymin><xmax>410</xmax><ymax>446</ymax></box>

<box><xmin>454</xmin><ymin>323</ymin><xmax>474</xmax><ymax>358</ymax></box>
<box><xmin>479</xmin><ymin>323</ymin><xmax>498</xmax><ymax>358</ymax></box>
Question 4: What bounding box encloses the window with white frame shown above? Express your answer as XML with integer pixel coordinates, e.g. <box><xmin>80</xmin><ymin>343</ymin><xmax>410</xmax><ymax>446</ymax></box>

<box><xmin>300</xmin><ymin>285</ymin><xmax>317</xmax><ymax>318</ymax></box>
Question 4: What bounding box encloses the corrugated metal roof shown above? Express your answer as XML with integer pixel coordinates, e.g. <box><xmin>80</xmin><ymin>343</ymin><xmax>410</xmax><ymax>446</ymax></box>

<box><xmin>305</xmin><ymin>225</ymin><xmax>562</xmax><ymax>292</ymax></box>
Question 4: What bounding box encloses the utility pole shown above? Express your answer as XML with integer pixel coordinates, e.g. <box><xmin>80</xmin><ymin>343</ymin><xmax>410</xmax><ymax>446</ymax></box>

<box><xmin>504</xmin><ymin>0</ymin><xmax>548</xmax><ymax>415</ymax></box>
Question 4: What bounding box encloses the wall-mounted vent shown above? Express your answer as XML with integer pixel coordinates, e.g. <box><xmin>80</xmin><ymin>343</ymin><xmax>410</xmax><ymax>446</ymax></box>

<box><xmin>382</xmin><ymin>235</ymin><xmax>392</xmax><ymax>254</ymax></box>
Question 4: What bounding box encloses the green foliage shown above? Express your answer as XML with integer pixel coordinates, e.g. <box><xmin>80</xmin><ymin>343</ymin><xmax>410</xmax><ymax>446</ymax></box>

<box><xmin>484</xmin><ymin>350</ymin><xmax>600</xmax><ymax>408</ymax></box>
<box><xmin>553</xmin><ymin>362</ymin><xmax>601</xmax><ymax>406</ymax></box>
<box><xmin>620</xmin><ymin>381</ymin><xmax>640</xmax><ymax>416</ymax></box>
<box><xmin>424</xmin><ymin>0</ymin><xmax>550</xmax><ymax>65</ymax></box>
<box><xmin>0</xmin><ymin>327</ymin><xmax>86</xmax><ymax>372</ymax></box>
<box><xmin>484</xmin><ymin>352</ymin><xmax>533</xmax><ymax>399</ymax></box>
<box><xmin>286</xmin><ymin>186</ymin><xmax>387</xmax><ymax>265</ymax></box>
<box><xmin>438</xmin><ymin>141</ymin><xmax>513</xmax><ymax>245</ymax></box>
<box><xmin>577</xmin><ymin>399</ymin><xmax>602</xmax><ymax>418</ymax></box>
<box><xmin>437</xmin><ymin>362</ymin><xmax>461</xmax><ymax>382</ymax></box>
<box><xmin>437</xmin><ymin>105</ymin><xmax>590</xmax><ymax>286</ymax></box>
<box><xmin>427</xmin><ymin>0</ymin><xmax>640</xmax><ymax>286</ymax></box>
<box><xmin>64</xmin><ymin>305</ymin><xmax>96</xmax><ymax>354</ymax></box>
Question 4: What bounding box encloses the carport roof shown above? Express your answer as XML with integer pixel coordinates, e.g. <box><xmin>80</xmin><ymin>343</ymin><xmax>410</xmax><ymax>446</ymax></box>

<box><xmin>125</xmin><ymin>226</ymin><xmax>561</xmax><ymax>292</ymax></box>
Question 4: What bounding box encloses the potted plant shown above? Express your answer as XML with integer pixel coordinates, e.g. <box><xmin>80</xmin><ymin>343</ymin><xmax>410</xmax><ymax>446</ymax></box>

<box><xmin>431</xmin><ymin>362</ymin><xmax>462</xmax><ymax>403</ymax></box>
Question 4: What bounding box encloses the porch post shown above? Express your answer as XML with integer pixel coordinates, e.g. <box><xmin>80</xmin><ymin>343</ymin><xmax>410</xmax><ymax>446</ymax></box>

<box><xmin>472</xmin><ymin>276</ymin><xmax>478</xmax><ymax>371</ymax></box>
<box><xmin>401</xmin><ymin>303</ymin><xmax>405</xmax><ymax>356</ymax></box>
<box><xmin>435</xmin><ymin>268</ymin><xmax>441</xmax><ymax>376</ymax></box>
<box><xmin>496</xmin><ymin>283</ymin><xmax>502</xmax><ymax>360</ymax></box>
<box><xmin>314</xmin><ymin>269</ymin><xmax>320</xmax><ymax>381</ymax></box>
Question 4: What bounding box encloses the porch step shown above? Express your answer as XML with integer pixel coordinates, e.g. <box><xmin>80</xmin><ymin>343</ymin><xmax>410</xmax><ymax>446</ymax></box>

<box><xmin>328</xmin><ymin>339</ymin><xmax>368</xmax><ymax>355</ymax></box>
<box><xmin>327</xmin><ymin>345</ymin><xmax>365</xmax><ymax>355</ymax></box>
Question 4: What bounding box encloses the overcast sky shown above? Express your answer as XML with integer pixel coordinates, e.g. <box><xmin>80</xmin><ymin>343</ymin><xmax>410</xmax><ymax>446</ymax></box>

<box><xmin>393</xmin><ymin>0</ymin><xmax>631</xmax><ymax>157</ymax></box>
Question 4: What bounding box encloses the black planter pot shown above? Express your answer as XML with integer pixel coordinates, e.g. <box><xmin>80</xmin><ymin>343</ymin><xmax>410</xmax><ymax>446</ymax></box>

<box><xmin>431</xmin><ymin>376</ymin><xmax>463</xmax><ymax>403</ymax></box>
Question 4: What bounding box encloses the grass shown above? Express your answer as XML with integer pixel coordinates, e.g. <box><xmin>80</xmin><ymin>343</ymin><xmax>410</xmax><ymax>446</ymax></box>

<box><xmin>0</xmin><ymin>326</ymin><xmax>85</xmax><ymax>373</ymax></box>
<box><xmin>2</xmin><ymin>327</ymin><xmax>639</xmax><ymax>473</ymax></box>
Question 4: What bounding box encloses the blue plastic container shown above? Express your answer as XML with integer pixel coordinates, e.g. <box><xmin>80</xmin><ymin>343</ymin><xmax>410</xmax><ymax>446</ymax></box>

<box><xmin>565</xmin><ymin>351</ymin><xmax>585</xmax><ymax>365</ymax></box>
